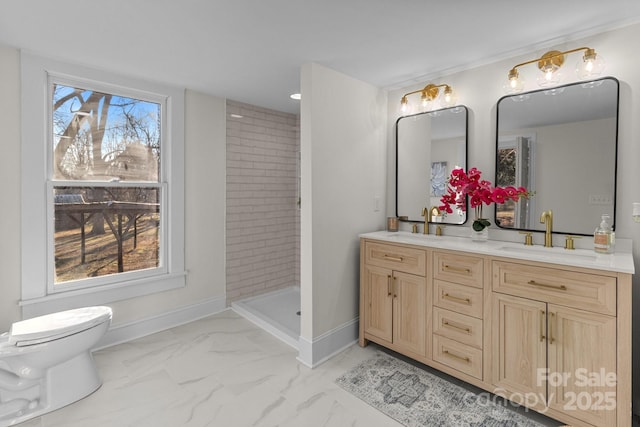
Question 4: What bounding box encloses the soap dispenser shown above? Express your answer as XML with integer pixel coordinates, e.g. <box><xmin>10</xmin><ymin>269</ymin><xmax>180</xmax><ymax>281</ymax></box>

<box><xmin>594</xmin><ymin>214</ymin><xmax>615</xmax><ymax>254</ymax></box>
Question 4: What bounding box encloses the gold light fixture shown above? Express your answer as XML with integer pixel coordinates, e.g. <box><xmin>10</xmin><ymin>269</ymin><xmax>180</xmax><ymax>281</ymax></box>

<box><xmin>399</xmin><ymin>83</ymin><xmax>455</xmax><ymax>115</ymax></box>
<box><xmin>505</xmin><ymin>46</ymin><xmax>605</xmax><ymax>93</ymax></box>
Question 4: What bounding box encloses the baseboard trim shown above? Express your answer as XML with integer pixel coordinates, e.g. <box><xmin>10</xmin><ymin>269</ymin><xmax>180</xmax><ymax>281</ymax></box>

<box><xmin>297</xmin><ymin>317</ymin><xmax>359</xmax><ymax>368</ymax></box>
<box><xmin>96</xmin><ymin>295</ymin><xmax>227</xmax><ymax>350</ymax></box>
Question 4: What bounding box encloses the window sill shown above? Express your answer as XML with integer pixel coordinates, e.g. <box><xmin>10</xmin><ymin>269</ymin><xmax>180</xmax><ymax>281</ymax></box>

<box><xmin>20</xmin><ymin>271</ymin><xmax>187</xmax><ymax>318</ymax></box>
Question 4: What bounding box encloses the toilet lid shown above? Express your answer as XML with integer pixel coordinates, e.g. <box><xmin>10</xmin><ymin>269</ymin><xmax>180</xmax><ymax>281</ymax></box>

<box><xmin>9</xmin><ymin>306</ymin><xmax>112</xmax><ymax>347</ymax></box>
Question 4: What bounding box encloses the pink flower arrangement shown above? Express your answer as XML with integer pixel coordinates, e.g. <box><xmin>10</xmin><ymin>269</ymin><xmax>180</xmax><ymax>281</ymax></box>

<box><xmin>439</xmin><ymin>167</ymin><xmax>531</xmax><ymax>232</ymax></box>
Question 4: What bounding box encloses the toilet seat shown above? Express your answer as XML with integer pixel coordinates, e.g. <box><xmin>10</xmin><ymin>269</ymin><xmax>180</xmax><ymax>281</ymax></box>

<box><xmin>9</xmin><ymin>306</ymin><xmax>112</xmax><ymax>347</ymax></box>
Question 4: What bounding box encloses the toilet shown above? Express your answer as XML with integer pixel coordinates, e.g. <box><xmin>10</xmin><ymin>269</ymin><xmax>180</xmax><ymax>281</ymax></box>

<box><xmin>0</xmin><ymin>306</ymin><xmax>112</xmax><ymax>426</ymax></box>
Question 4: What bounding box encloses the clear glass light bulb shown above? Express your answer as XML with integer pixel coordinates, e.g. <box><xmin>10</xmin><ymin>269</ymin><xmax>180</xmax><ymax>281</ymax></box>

<box><xmin>537</xmin><ymin>69</ymin><xmax>562</xmax><ymax>88</ymax></box>
<box><xmin>503</xmin><ymin>76</ymin><xmax>525</xmax><ymax>94</ymax></box>
<box><xmin>576</xmin><ymin>54</ymin><xmax>605</xmax><ymax>79</ymax></box>
<box><xmin>400</xmin><ymin>97</ymin><xmax>409</xmax><ymax>114</ymax></box>
<box><xmin>585</xmin><ymin>60</ymin><xmax>594</xmax><ymax>73</ymax></box>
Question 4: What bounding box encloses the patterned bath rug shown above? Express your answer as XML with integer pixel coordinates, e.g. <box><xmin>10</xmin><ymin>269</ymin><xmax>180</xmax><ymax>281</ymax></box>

<box><xmin>336</xmin><ymin>352</ymin><xmax>548</xmax><ymax>427</ymax></box>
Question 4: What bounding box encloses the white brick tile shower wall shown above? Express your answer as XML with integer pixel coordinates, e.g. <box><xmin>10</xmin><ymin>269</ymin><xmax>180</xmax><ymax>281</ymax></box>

<box><xmin>226</xmin><ymin>101</ymin><xmax>300</xmax><ymax>303</ymax></box>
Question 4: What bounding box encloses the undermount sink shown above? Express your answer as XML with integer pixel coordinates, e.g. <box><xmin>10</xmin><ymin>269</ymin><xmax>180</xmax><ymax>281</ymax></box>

<box><xmin>495</xmin><ymin>243</ymin><xmax>599</xmax><ymax>261</ymax></box>
<box><xmin>384</xmin><ymin>232</ymin><xmax>441</xmax><ymax>242</ymax></box>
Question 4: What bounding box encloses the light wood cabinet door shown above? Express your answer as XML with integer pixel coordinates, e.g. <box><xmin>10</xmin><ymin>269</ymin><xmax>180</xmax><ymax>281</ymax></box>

<box><xmin>393</xmin><ymin>271</ymin><xmax>427</xmax><ymax>356</ymax></box>
<box><xmin>363</xmin><ymin>264</ymin><xmax>393</xmax><ymax>343</ymax></box>
<box><xmin>492</xmin><ymin>293</ymin><xmax>547</xmax><ymax>413</ymax></box>
<box><xmin>547</xmin><ymin>304</ymin><xmax>617</xmax><ymax>427</ymax></box>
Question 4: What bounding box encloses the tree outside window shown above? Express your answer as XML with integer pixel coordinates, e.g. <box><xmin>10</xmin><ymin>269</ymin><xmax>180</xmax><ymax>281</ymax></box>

<box><xmin>51</xmin><ymin>83</ymin><xmax>163</xmax><ymax>285</ymax></box>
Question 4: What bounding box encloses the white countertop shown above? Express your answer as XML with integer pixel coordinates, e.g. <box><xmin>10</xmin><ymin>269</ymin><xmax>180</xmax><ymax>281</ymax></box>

<box><xmin>360</xmin><ymin>231</ymin><xmax>635</xmax><ymax>274</ymax></box>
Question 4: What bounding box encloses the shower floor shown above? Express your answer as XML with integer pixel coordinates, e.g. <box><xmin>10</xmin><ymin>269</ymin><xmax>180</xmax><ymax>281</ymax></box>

<box><xmin>231</xmin><ymin>287</ymin><xmax>300</xmax><ymax>349</ymax></box>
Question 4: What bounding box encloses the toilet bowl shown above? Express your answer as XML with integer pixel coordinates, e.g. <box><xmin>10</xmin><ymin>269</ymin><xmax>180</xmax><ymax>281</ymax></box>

<box><xmin>0</xmin><ymin>306</ymin><xmax>112</xmax><ymax>426</ymax></box>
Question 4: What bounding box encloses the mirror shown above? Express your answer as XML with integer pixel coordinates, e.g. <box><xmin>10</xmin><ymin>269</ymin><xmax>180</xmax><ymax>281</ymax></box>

<box><xmin>396</xmin><ymin>106</ymin><xmax>468</xmax><ymax>223</ymax></box>
<box><xmin>495</xmin><ymin>77</ymin><xmax>618</xmax><ymax>235</ymax></box>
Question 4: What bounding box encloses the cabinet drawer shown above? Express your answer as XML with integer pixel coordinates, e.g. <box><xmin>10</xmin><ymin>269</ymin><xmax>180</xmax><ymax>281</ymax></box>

<box><xmin>433</xmin><ymin>307</ymin><xmax>483</xmax><ymax>349</ymax></box>
<box><xmin>433</xmin><ymin>252</ymin><xmax>483</xmax><ymax>288</ymax></box>
<box><xmin>364</xmin><ymin>241</ymin><xmax>426</xmax><ymax>276</ymax></box>
<box><xmin>433</xmin><ymin>335</ymin><xmax>483</xmax><ymax>380</ymax></box>
<box><xmin>492</xmin><ymin>261</ymin><xmax>616</xmax><ymax>315</ymax></box>
<box><xmin>434</xmin><ymin>280</ymin><xmax>483</xmax><ymax>319</ymax></box>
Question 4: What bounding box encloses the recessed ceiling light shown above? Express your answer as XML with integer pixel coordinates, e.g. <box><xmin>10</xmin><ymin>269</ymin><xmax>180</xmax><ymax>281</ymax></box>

<box><xmin>290</xmin><ymin>93</ymin><xmax>301</xmax><ymax>100</ymax></box>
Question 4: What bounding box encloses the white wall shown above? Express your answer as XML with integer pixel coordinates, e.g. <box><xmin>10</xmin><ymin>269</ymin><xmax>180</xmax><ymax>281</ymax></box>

<box><xmin>0</xmin><ymin>45</ymin><xmax>22</xmax><ymax>331</ymax></box>
<box><xmin>0</xmin><ymin>44</ymin><xmax>227</xmax><ymax>334</ymax></box>
<box><xmin>106</xmin><ymin>90</ymin><xmax>227</xmax><ymax>331</ymax></box>
<box><xmin>300</xmin><ymin>62</ymin><xmax>387</xmax><ymax>366</ymax></box>
<box><xmin>387</xmin><ymin>22</ymin><xmax>640</xmax><ymax>414</ymax></box>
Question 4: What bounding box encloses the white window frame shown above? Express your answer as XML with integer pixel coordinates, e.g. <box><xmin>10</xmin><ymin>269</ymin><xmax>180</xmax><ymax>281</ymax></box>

<box><xmin>21</xmin><ymin>52</ymin><xmax>185</xmax><ymax>317</ymax></box>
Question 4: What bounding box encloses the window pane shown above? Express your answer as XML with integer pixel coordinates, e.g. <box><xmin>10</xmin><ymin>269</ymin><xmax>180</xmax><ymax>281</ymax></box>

<box><xmin>54</xmin><ymin>186</ymin><xmax>160</xmax><ymax>284</ymax></box>
<box><xmin>52</xmin><ymin>84</ymin><xmax>160</xmax><ymax>182</ymax></box>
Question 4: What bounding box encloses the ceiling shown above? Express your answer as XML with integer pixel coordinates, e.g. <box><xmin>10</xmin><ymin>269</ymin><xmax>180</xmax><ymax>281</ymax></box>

<box><xmin>2</xmin><ymin>1</ymin><xmax>640</xmax><ymax>114</ymax></box>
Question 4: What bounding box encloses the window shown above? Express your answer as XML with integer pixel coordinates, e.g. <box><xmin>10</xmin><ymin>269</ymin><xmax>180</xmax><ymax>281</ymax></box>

<box><xmin>496</xmin><ymin>135</ymin><xmax>536</xmax><ymax>229</ymax></box>
<box><xmin>21</xmin><ymin>53</ymin><xmax>185</xmax><ymax>313</ymax></box>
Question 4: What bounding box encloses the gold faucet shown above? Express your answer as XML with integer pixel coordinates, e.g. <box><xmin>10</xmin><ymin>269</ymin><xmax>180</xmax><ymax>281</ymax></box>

<box><xmin>540</xmin><ymin>210</ymin><xmax>553</xmax><ymax>247</ymax></box>
<box><xmin>429</xmin><ymin>206</ymin><xmax>441</xmax><ymax>222</ymax></box>
<box><xmin>421</xmin><ymin>207</ymin><xmax>429</xmax><ymax>234</ymax></box>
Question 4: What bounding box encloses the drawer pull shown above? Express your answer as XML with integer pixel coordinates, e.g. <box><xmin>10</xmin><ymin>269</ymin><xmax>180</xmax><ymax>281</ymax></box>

<box><xmin>540</xmin><ymin>310</ymin><xmax>546</xmax><ymax>342</ymax></box>
<box><xmin>527</xmin><ymin>280</ymin><xmax>567</xmax><ymax>291</ymax></box>
<box><xmin>442</xmin><ymin>293</ymin><xmax>471</xmax><ymax>305</ymax></box>
<box><xmin>443</xmin><ymin>349</ymin><xmax>471</xmax><ymax>363</ymax></box>
<box><xmin>387</xmin><ymin>275</ymin><xmax>392</xmax><ymax>296</ymax></box>
<box><xmin>383</xmin><ymin>255</ymin><xmax>404</xmax><ymax>262</ymax></box>
<box><xmin>443</xmin><ymin>264</ymin><xmax>471</xmax><ymax>274</ymax></box>
<box><xmin>443</xmin><ymin>320</ymin><xmax>471</xmax><ymax>334</ymax></box>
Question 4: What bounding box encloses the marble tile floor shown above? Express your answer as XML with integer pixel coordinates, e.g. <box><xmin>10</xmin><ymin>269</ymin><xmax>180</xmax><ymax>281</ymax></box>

<box><xmin>21</xmin><ymin>310</ymin><xmax>559</xmax><ymax>427</ymax></box>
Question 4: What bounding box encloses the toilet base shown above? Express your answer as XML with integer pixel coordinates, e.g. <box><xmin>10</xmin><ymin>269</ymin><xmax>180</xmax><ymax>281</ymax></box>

<box><xmin>0</xmin><ymin>351</ymin><xmax>102</xmax><ymax>427</ymax></box>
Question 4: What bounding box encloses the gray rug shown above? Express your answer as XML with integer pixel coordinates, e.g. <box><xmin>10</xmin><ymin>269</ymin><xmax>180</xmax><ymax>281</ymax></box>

<box><xmin>336</xmin><ymin>352</ymin><xmax>547</xmax><ymax>427</ymax></box>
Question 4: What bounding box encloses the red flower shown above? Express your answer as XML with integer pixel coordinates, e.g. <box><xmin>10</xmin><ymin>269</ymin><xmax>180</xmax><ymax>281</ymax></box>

<box><xmin>491</xmin><ymin>187</ymin><xmax>507</xmax><ymax>204</ymax></box>
<box><xmin>438</xmin><ymin>167</ymin><xmax>532</xmax><ymax>231</ymax></box>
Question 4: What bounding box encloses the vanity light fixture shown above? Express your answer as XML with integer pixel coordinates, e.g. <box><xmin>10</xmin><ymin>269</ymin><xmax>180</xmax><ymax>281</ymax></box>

<box><xmin>505</xmin><ymin>46</ymin><xmax>605</xmax><ymax>93</ymax></box>
<box><xmin>399</xmin><ymin>83</ymin><xmax>455</xmax><ymax>115</ymax></box>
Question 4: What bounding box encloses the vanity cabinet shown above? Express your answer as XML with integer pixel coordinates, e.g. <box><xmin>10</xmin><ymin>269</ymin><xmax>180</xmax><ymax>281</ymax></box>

<box><xmin>492</xmin><ymin>260</ymin><xmax>618</xmax><ymax>427</ymax></box>
<box><xmin>360</xmin><ymin>241</ymin><xmax>427</xmax><ymax>357</ymax></box>
<box><xmin>359</xmin><ymin>232</ymin><xmax>633</xmax><ymax>427</ymax></box>
<box><xmin>431</xmin><ymin>252</ymin><xmax>485</xmax><ymax>380</ymax></box>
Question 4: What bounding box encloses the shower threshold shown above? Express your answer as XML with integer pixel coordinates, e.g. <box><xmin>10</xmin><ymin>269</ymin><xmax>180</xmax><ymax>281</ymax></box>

<box><xmin>231</xmin><ymin>287</ymin><xmax>300</xmax><ymax>350</ymax></box>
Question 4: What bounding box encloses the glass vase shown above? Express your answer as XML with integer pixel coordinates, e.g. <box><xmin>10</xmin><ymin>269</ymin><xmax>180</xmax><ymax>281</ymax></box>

<box><xmin>471</xmin><ymin>227</ymin><xmax>489</xmax><ymax>242</ymax></box>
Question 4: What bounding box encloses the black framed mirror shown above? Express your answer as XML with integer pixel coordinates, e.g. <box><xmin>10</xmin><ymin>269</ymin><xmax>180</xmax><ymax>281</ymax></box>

<box><xmin>396</xmin><ymin>106</ymin><xmax>468</xmax><ymax>223</ymax></box>
<box><xmin>495</xmin><ymin>77</ymin><xmax>619</xmax><ymax>235</ymax></box>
